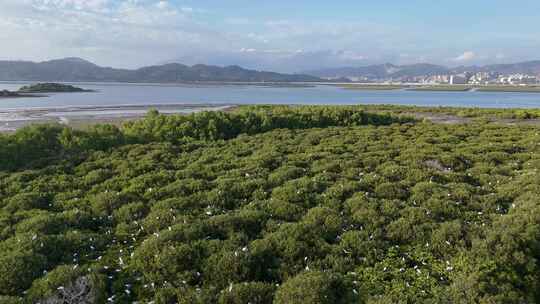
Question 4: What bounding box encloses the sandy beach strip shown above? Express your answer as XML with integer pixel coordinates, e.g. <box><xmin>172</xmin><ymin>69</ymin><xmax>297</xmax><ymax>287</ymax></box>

<box><xmin>0</xmin><ymin>103</ymin><xmax>237</xmax><ymax>132</ymax></box>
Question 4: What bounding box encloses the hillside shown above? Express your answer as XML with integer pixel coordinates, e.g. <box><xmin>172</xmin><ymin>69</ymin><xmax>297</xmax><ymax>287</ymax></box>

<box><xmin>453</xmin><ymin>60</ymin><xmax>540</xmax><ymax>75</ymax></box>
<box><xmin>306</xmin><ymin>61</ymin><xmax>540</xmax><ymax>79</ymax></box>
<box><xmin>305</xmin><ymin>63</ymin><xmax>450</xmax><ymax>79</ymax></box>
<box><xmin>1</xmin><ymin>106</ymin><xmax>540</xmax><ymax>303</ymax></box>
<box><xmin>0</xmin><ymin>58</ymin><xmax>321</xmax><ymax>83</ymax></box>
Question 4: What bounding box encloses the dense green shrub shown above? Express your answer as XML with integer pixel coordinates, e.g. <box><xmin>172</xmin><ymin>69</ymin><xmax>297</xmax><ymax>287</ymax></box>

<box><xmin>2</xmin><ymin>106</ymin><xmax>540</xmax><ymax>302</ymax></box>
<box><xmin>274</xmin><ymin>271</ymin><xmax>359</xmax><ymax>304</ymax></box>
<box><xmin>218</xmin><ymin>282</ymin><xmax>275</xmax><ymax>304</ymax></box>
<box><xmin>0</xmin><ymin>248</ymin><xmax>48</xmax><ymax>295</ymax></box>
<box><xmin>0</xmin><ymin>106</ymin><xmax>411</xmax><ymax>172</ymax></box>
<box><xmin>27</xmin><ymin>265</ymin><xmax>106</xmax><ymax>303</ymax></box>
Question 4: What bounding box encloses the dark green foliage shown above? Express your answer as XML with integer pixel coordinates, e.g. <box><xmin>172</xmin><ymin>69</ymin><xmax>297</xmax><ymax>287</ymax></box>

<box><xmin>348</xmin><ymin>104</ymin><xmax>540</xmax><ymax>119</ymax></box>
<box><xmin>2</xmin><ymin>106</ymin><xmax>540</xmax><ymax>302</ymax></box>
<box><xmin>274</xmin><ymin>271</ymin><xmax>359</xmax><ymax>304</ymax></box>
<box><xmin>0</xmin><ymin>296</ymin><xmax>23</xmax><ymax>304</ymax></box>
<box><xmin>0</xmin><ymin>247</ymin><xmax>47</xmax><ymax>295</ymax></box>
<box><xmin>0</xmin><ymin>124</ymin><xmax>125</xmax><ymax>171</ymax></box>
<box><xmin>27</xmin><ymin>265</ymin><xmax>105</xmax><ymax>303</ymax></box>
<box><xmin>0</xmin><ymin>125</ymin><xmax>65</xmax><ymax>171</ymax></box>
<box><xmin>218</xmin><ymin>282</ymin><xmax>275</xmax><ymax>304</ymax></box>
<box><xmin>18</xmin><ymin>83</ymin><xmax>90</xmax><ymax>93</ymax></box>
<box><xmin>121</xmin><ymin>105</ymin><xmax>413</xmax><ymax>143</ymax></box>
<box><xmin>0</xmin><ymin>106</ymin><xmax>410</xmax><ymax>172</ymax></box>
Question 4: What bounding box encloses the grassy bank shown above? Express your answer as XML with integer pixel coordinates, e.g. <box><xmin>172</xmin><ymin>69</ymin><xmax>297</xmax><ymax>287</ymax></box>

<box><xmin>347</xmin><ymin>104</ymin><xmax>540</xmax><ymax>119</ymax></box>
<box><xmin>339</xmin><ymin>84</ymin><xmax>406</xmax><ymax>90</ymax></box>
<box><xmin>475</xmin><ymin>85</ymin><xmax>540</xmax><ymax>93</ymax></box>
<box><xmin>236</xmin><ymin>105</ymin><xmax>540</xmax><ymax>120</ymax></box>
<box><xmin>407</xmin><ymin>85</ymin><xmax>472</xmax><ymax>92</ymax></box>
<box><xmin>338</xmin><ymin>84</ymin><xmax>540</xmax><ymax>93</ymax></box>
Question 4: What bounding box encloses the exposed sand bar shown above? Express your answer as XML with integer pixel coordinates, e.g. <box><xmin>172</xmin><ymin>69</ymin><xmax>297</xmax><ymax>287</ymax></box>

<box><xmin>0</xmin><ymin>103</ymin><xmax>236</xmax><ymax>132</ymax></box>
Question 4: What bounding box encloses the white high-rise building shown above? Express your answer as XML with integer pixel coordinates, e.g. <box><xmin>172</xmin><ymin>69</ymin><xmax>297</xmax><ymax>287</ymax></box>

<box><xmin>449</xmin><ymin>75</ymin><xmax>468</xmax><ymax>85</ymax></box>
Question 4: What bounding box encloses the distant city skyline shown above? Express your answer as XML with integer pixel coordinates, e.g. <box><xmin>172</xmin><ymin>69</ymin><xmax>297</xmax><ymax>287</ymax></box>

<box><xmin>2</xmin><ymin>0</ymin><xmax>540</xmax><ymax>72</ymax></box>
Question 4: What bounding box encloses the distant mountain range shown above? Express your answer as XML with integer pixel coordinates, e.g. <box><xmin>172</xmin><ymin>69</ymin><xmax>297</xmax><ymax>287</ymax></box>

<box><xmin>4</xmin><ymin>58</ymin><xmax>540</xmax><ymax>83</ymax></box>
<box><xmin>0</xmin><ymin>58</ymin><xmax>322</xmax><ymax>83</ymax></box>
<box><xmin>305</xmin><ymin>61</ymin><xmax>540</xmax><ymax>79</ymax></box>
<box><xmin>453</xmin><ymin>61</ymin><xmax>540</xmax><ymax>75</ymax></box>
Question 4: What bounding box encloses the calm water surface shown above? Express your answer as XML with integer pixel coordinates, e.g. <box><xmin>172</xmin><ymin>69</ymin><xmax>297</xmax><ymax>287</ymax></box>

<box><xmin>2</xmin><ymin>82</ymin><xmax>540</xmax><ymax>110</ymax></box>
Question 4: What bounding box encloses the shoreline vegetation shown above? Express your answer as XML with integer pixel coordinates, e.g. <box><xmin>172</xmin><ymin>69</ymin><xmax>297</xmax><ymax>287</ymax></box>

<box><xmin>337</xmin><ymin>83</ymin><xmax>540</xmax><ymax>92</ymax></box>
<box><xmin>0</xmin><ymin>106</ymin><xmax>415</xmax><ymax>170</ymax></box>
<box><xmin>339</xmin><ymin>84</ymin><xmax>405</xmax><ymax>90</ymax></box>
<box><xmin>358</xmin><ymin>104</ymin><xmax>540</xmax><ymax>119</ymax></box>
<box><xmin>2</xmin><ymin>105</ymin><xmax>540</xmax><ymax>302</ymax></box>
<box><xmin>407</xmin><ymin>85</ymin><xmax>472</xmax><ymax>92</ymax></box>
<box><xmin>6</xmin><ymin>104</ymin><xmax>540</xmax><ymax>133</ymax></box>
<box><xmin>0</xmin><ymin>90</ymin><xmax>43</xmax><ymax>99</ymax></box>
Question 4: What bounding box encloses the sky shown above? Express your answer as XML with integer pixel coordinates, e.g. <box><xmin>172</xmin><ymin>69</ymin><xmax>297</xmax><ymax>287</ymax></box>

<box><xmin>2</xmin><ymin>0</ymin><xmax>540</xmax><ymax>72</ymax></box>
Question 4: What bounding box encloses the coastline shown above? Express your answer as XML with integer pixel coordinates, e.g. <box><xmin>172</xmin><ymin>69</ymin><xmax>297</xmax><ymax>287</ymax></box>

<box><xmin>0</xmin><ymin>93</ymin><xmax>45</xmax><ymax>99</ymax></box>
<box><xmin>336</xmin><ymin>83</ymin><xmax>540</xmax><ymax>93</ymax></box>
<box><xmin>0</xmin><ymin>104</ymin><xmax>237</xmax><ymax>132</ymax></box>
<box><xmin>4</xmin><ymin>103</ymin><xmax>540</xmax><ymax>133</ymax></box>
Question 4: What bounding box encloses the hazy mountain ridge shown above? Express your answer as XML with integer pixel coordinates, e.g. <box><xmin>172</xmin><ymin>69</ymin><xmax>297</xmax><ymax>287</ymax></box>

<box><xmin>305</xmin><ymin>63</ymin><xmax>450</xmax><ymax>79</ymax></box>
<box><xmin>4</xmin><ymin>58</ymin><xmax>540</xmax><ymax>83</ymax></box>
<box><xmin>452</xmin><ymin>61</ymin><xmax>540</xmax><ymax>75</ymax></box>
<box><xmin>305</xmin><ymin>61</ymin><xmax>540</xmax><ymax>79</ymax></box>
<box><xmin>0</xmin><ymin>58</ymin><xmax>321</xmax><ymax>82</ymax></box>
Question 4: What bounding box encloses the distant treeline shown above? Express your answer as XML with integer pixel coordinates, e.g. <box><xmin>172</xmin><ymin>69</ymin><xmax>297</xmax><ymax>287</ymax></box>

<box><xmin>0</xmin><ymin>106</ymin><xmax>414</xmax><ymax>171</ymax></box>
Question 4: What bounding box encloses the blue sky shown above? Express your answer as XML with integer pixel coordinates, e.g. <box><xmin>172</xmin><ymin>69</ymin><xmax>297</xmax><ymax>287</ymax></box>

<box><xmin>1</xmin><ymin>0</ymin><xmax>540</xmax><ymax>72</ymax></box>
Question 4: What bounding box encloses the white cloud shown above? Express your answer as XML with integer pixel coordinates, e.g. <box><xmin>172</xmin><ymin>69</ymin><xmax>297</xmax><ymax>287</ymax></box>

<box><xmin>180</xmin><ymin>7</ymin><xmax>194</xmax><ymax>13</ymax></box>
<box><xmin>0</xmin><ymin>0</ymin><xmax>226</xmax><ymax>67</ymax></box>
<box><xmin>31</xmin><ymin>0</ymin><xmax>111</xmax><ymax>12</ymax></box>
<box><xmin>240</xmin><ymin>48</ymin><xmax>257</xmax><ymax>53</ymax></box>
<box><xmin>339</xmin><ymin>50</ymin><xmax>367</xmax><ymax>61</ymax></box>
<box><xmin>453</xmin><ymin>51</ymin><xmax>475</xmax><ymax>62</ymax></box>
<box><xmin>247</xmin><ymin>33</ymin><xmax>269</xmax><ymax>44</ymax></box>
<box><xmin>3</xmin><ymin>1</ymin><xmax>526</xmax><ymax>72</ymax></box>
<box><xmin>155</xmin><ymin>1</ymin><xmax>168</xmax><ymax>10</ymax></box>
<box><xmin>238</xmin><ymin>48</ymin><xmax>302</xmax><ymax>56</ymax></box>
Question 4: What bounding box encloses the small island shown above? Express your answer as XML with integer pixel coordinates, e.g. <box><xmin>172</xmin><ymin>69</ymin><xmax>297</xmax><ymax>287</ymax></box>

<box><xmin>1</xmin><ymin>83</ymin><xmax>95</xmax><ymax>99</ymax></box>
<box><xmin>1</xmin><ymin>90</ymin><xmax>22</xmax><ymax>97</ymax></box>
<box><xmin>0</xmin><ymin>89</ymin><xmax>44</xmax><ymax>99</ymax></box>
<box><xmin>17</xmin><ymin>83</ymin><xmax>94</xmax><ymax>93</ymax></box>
